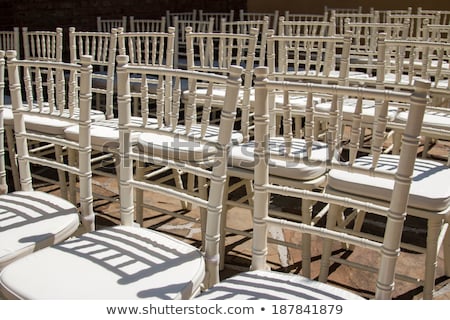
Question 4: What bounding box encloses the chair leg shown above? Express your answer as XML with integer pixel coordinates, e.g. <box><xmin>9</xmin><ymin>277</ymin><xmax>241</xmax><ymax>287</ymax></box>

<box><xmin>444</xmin><ymin>223</ymin><xmax>450</xmax><ymax>276</ymax></box>
<box><xmin>5</xmin><ymin>127</ymin><xmax>20</xmax><ymax>191</ymax></box>
<box><xmin>301</xmin><ymin>199</ymin><xmax>313</xmax><ymax>278</ymax></box>
<box><xmin>68</xmin><ymin>148</ymin><xmax>78</xmax><ymax>204</ymax></box>
<box><xmin>319</xmin><ymin>203</ymin><xmax>342</xmax><ymax>283</ymax></box>
<box><xmin>219</xmin><ymin>176</ymin><xmax>231</xmax><ymax>270</ymax></box>
<box><xmin>198</xmin><ymin>175</ymin><xmax>208</xmax><ymax>248</ymax></box>
<box><xmin>135</xmin><ymin>161</ymin><xmax>145</xmax><ymax>226</ymax></box>
<box><xmin>421</xmin><ymin>136</ymin><xmax>433</xmax><ymax>159</ymax></box>
<box><xmin>54</xmin><ymin>145</ymin><xmax>68</xmax><ymax>200</ymax></box>
<box><xmin>423</xmin><ymin>218</ymin><xmax>442</xmax><ymax>300</ymax></box>
<box><xmin>392</xmin><ymin>131</ymin><xmax>402</xmax><ymax>155</ymax></box>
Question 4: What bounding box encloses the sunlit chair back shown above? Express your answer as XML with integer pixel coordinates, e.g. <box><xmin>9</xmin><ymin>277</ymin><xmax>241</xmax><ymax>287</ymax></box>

<box><xmin>185</xmin><ymin>26</ymin><xmax>258</xmax><ymax>142</ymax></box>
<box><xmin>22</xmin><ymin>27</ymin><xmax>63</xmax><ymax>62</ymax></box>
<box><xmin>220</xmin><ymin>15</ymin><xmax>269</xmax><ymax>67</ymax></box>
<box><xmin>6</xmin><ymin>50</ymin><xmax>95</xmax><ymax>232</ymax></box>
<box><xmin>69</xmin><ymin>27</ymin><xmax>119</xmax><ymax>119</ymax></box>
<box><xmin>97</xmin><ymin>16</ymin><xmax>127</xmax><ymax>32</ymax></box>
<box><xmin>129</xmin><ymin>16</ymin><xmax>167</xmax><ymax>32</ymax></box>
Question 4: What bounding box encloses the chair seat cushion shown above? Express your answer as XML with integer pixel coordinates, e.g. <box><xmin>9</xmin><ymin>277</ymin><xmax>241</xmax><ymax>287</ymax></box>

<box><xmin>65</xmin><ymin>117</ymin><xmax>154</xmax><ymax>148</ymax></box>
<box><xmin>395</xmin><ymin>109</ymin><xmax>450</xmax><ymax>130</ymax></box>
<box><xmin>0</xmin><ymin>226</ymin><xmax>205</xmax><ymax>299</ymax></box>
<box><xmin>229</xmin><ymin>137</ymin><xmax>328</xmax><ymax>181</ymax></box>
<box><xmin>327</xmin><ymin>154</ymin><xmax>450</xmax><ymax>211</ymax></box>
<box><xmin>138</xmin><ymin>124</ymin><xmax>243</xmax><ymax>163</ymax></box>
<box><xmin>3</xmin><ymin>106</ymin><xmax>106</xmax><ymax>135</ymax></box>
<box><xmin>315</xmin><ymin>98</ymin><xmax>398</xmax><ymax>122</ymax></box>
<box><xmin>0</xmin><ymin>191</ymin><xmax>79</xmax><ymax>271</ymax></box>
<box><xmin>195</xmin><ymin>270</ymin><xmax>363</xmax><ymax>300</ymax></box>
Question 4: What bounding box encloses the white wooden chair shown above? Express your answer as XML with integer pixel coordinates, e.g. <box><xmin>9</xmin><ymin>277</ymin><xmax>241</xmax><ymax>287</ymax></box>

<box><xmin>183</xmin><ymin>28</ymin><xmax>258</xmax><ymax>245</ymax></box>
<box><xmin>220</xmin><ymin>16</ymin><xmax>269</xmax><ymax>67</ymax></box>
<box><xmin>5</xmin><ymin>27</ymin><xmax>68</xmax><ymax>193</ymax></box>
<box><xmin>322</xmin><ymin>37</ymin><xmax>450</xmax><ymax>299</ymax></box>
<box><xmin>129</xmin><ymin>16</ymin><xmax>166</xmax><ymax>32</ymax></box>
<box><xmin>0</xmin><ymin>58</ymin><xmax>243</xmax><ymax>300</ymax></box>
<box><xmin>97</xmin><ymin>16</ymin><xmax>127</xmax><ymax>32</ymax></box>
<box><xmin>65</xmin><ymin>28</ymin><xmax>176</xmax><ymax>207</ymax></box>
<box><xmin>196</xmin><ymin>66</ymin><xmax>431</xmax><ymax>300</ymax></box>
<box><xmin>239</xmin><ymin>9</ymin><xmax>279</xmax><ymax>34</ymax></box>
<box><xmin>0</xmin><ymin>51</ymin><xmax>93</xmax><ymax>270</ymax></box>
<box><xmin>219</xmin><ymin>31</ymin><xmax>353</xmax><ymax>274</ymax></box>
<box><xmin>172</xmin><ymin>16</ymin><xmax>214</xmax><ymax>69</ymax></box>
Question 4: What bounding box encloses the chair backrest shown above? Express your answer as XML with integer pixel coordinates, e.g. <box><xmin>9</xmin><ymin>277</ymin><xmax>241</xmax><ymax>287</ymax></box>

<box><xmin>417</xmin><ymin>7</ymin><xmax>450</xmax><ymax>25</ymax></box>
<box><xmin>330</xmin><ymin>11</ymin><xmax>380</xmax><ymax>36</ymax></box>
<box><xmin>379</xmin><ymin>37</ymin><xmax>450</xmax><ymax>107</ymax></box>
<box><xmin>266</xmin><ymin>31</ymin><xmax>352</xmax><ymax>83</ymax></box>
<box><xmin>129</xmin><ymin>16</ymin><xmax>166</xmax><ymax>32</ymax></box>
<box><xmin>250</xmin><ymin>66</ymin><xmax>430</xmax><ymax>299</ymax></box>
<box><xmin>0</xmin><ymin>50</ymin><xmax>7</xmax><ymax>194</ymax></box>
<box><xmin>185</xmin><ymin>27</ymin><xmax>258</xmax><ymax>142</ymax></box>
<box><xmin>198</xmin><ymin>10</ymin><xmax>234</xmax><ymax>32</ymax></box>
<box><xmin>69</xmin><ymin>27</ymin><xmax>119</xmax><ymax>119</ymax></box>
<box><xmin>115</xmin><ymin>57</ymin><xmax>243</xmax><ymax>270</ymax></box>
<box><xmin>378</xmin><ymin>7</ymin><xmax>413</xmax><ymax>23</ymax></box>
<box><xmin>239</xmin><ymin>9</ymin><xmax>279</xmax><ymax>34</ymax></box>
<box><xmin>422</xmin><ymin>21</ymin><xmax>450</xmax><ymax>43</ymax></box>
<box><xmin>6</xmin><ymin>50</ymin><xmax>95</xmax><ymax>231</ymax></box>
<box><xmin>385</xmin><ymin>11</ymin><xmax>441</xmax><ymax>40</ymax></box>
<box><xmin>118</xmin><ymin>27</ymin><xmax>175</xmax><ymax>67</ymax></box>
<box><xmin>165</xmin><ymin>9</ymin><xmax>197</xmax><ymax>28</ymax></box>
<box><xmin>22</xmin><ymin>27</ymin><xmax>63</xmax><ymax>62</ymax></box>
<box><xmin>172</xmin><ymin>16</ymin><xmax>214</xmax><ymax>68</ymax></box>
<box><xmin>97</xmin><ymin>16</ymin><xmax>127</xmax><ymax>32</ymax></box>
<box><xmin>0</xmin><ymin>28</ymin><xmax>20</xmax><ymax>59</ymax></box>
<box><xmin>344</xmin><ymin>21</ymin><xmax>410</xmax><ymax>75</ymax></box>
<box><xmin>278</xmin><ymin>16</ymin><xmax>336</xmax><ymax>36</ymax></box>
<box><xmin>283</xmin><ymin>11</ymin><xmax>328</xmax><ymax>22</ymax></box>
<box><xmin>220</xmin><ymin>16</ymin><xmax>269</xmax><ymax>66</ymax></box>
<box><xmin>324</xmin><ymin>6</ymin><xmax>363</xmax><ymax>14</ymax></box>
<box><xmin>376</xmin><ymin>35</ymin><xmax>445</xmax><ymax>89</ymax></box>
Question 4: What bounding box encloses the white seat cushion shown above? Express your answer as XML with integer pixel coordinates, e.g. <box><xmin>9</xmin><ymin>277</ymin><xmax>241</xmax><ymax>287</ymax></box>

<box><xmin>315</xmin><ymin>98</ymin><xmax>398</xmax><ymax>122</ymax></box>
<box><xmin>327</xmin><ymin>154</ymin><xmax>450</xmax><ymax>211</ymax></box>
<box><xmin>0</xmin><ymin>226</ymin><xmax>205</xmax><ymax>299</ymax></box>
<box><xmin>0</xmin><ymin>191</ymin><xmax>79</xmax><ymax>270</ymax></box>
<box><xmin>229</xmin><ymin>137</ymin><xmax>328</xmax><ymax>181</ymax></box>
<box><xmin>138</xmin><ymin>124</ymin><xmax>243</xmax><ymax>163</ymax></box>
<box><xmin>3</xmin><ymin>106</ymin><xmax>106</xmax><ymax>135</ymax></box>
<box><xmin>195</xmin><ymin>270</ymin><xmax>363</xmax><ymax>300</ymax></box>
<box><xmin>396</xmin><ymin>109</ymin><xmax>450</xmax><ymax>130</ymax></box>
<box><xmin>65</xmin><ymin>117</ymin><xmax>154</xmax><ymax>148</ymax></box>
